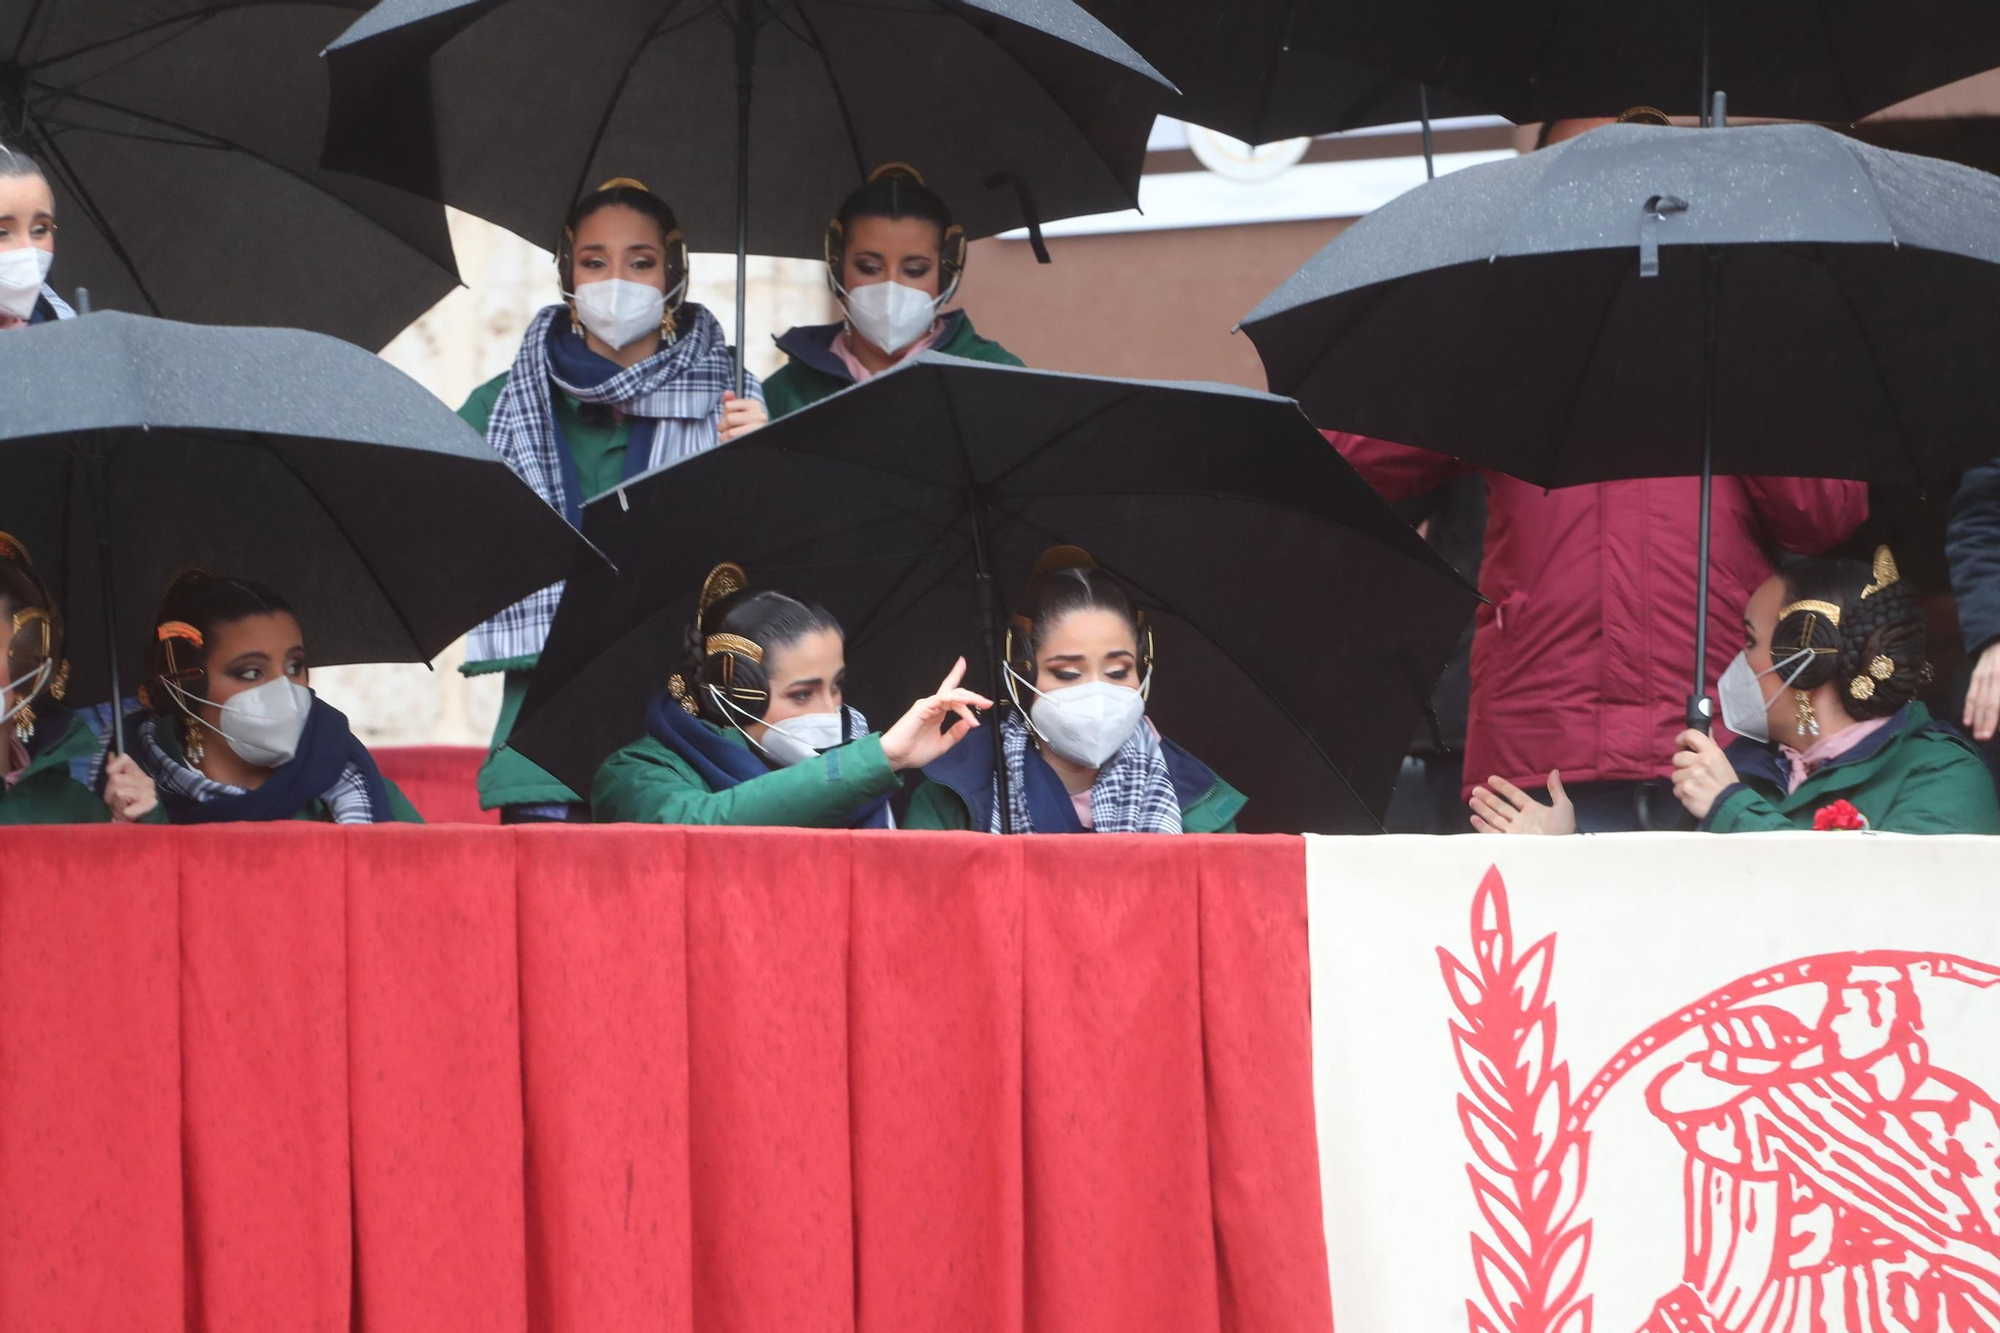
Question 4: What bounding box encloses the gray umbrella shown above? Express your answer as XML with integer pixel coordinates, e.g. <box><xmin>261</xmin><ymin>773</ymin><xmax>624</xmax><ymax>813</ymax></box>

<box><xmin>1242</xmin><ymin>119</ymin><xmax>2000</xmax><ymax>726</ymax></box>
<box><xmin>0</xmin><ymin>312</ymin><xmax>600</xmax><ymax>748</ymax></box>
<box><xmin>6</xmin><ymin>0</ymin><xmax>459</xmax><ymax>350</ymax></box>
<box><xmin>319</xmin><ymin>0</ymin><xmax>1173</xmax><ymax>390</ymax></box>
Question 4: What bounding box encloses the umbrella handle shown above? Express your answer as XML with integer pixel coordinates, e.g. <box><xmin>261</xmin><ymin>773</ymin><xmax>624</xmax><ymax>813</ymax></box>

<box><xmin>83</xmin><ymin>441</ymin><xmax>126</xmax><ymax>756</ymax></box>
<box><xmin>731</xmin><ymin>0</ymin><xmax>754</xmax><ymax>398</ymax></box>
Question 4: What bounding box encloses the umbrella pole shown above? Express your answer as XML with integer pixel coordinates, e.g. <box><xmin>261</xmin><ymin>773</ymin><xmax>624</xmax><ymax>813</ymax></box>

<box><xmin>968</xmin><ymin>497</ymin><xmax>1014</xmax><ymax>834</ymax></box>
<box><xmin>731</xmin><ymin>0</ymin><xmax>755</xmax><ymax>398</ymax></box>
<box><xmin>83</xmin><ymin>439</ymin><xmax>126</xmax><ymax>755</ymax></box>
<box><xmin>1688</xmin><ymin>247</ymin><xmax>1720</xmax><ymax>734</ymax></box>
<box><xmin>1418</xmin><ymin>85</ymin><xmax>1435</xmax><ymax>180</ymax></box>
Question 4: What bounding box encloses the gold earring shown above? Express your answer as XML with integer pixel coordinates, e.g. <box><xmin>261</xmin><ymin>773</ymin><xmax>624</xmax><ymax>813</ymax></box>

<box><xmin>184</xmin><ymin>718</ymin><xmax>205</xmax><ymax>767</ymax></box>
<box><xmin>660</xmin><ymin>304</ymin><xmax>678</xmax><ymax>345</ymax></box>
<box><xmin>49</xmin><ymin>659</ymin><xmax>68</xmax><ymax>701</ymax></box>
<box><xmin>568</xmin><ymin>302</ymin><xmax>583</xmax><ymax>337</ymax></box>
<box><xmin>1794</xmin><ymin>690</ymin><xmax>1819</xmax><ymax>739</ymax></box>
<box><xmin>13</xmin><ymin>701</ymin><xmax>35</xmax><ymax>745</ymax></box>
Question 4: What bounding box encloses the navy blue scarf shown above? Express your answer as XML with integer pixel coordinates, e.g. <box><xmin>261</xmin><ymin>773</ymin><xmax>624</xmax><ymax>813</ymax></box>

<box><xmin>644</xmin><ymin>693</ymin><xmax>892</xmax><ymax>829</ymax></box>
<box><xmin>543</xmin><ymin>323</ymin><xmax>664</xmax><ymax>524</ymax></box>
<box><xmin>152</xmin><ymin>700</ymin><xmax>394</xmax><ymax>825</ymax></box>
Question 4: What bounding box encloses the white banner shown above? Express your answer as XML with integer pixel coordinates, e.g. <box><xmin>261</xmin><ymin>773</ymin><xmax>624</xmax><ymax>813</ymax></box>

<box><xmin>1308</xmin><ymin>832</ymin><xmax>2000</xmax><ymax>1333</ymax></box>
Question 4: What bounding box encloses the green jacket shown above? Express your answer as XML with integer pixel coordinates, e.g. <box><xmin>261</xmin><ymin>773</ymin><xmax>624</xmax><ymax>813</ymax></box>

<box><xmin>1706</xmin><ymin>703</ymin><xmax>2000</xmax><ymax>835</ymax></box>
<box><xmin>902</xmin><ymin>732</ymin><xmax>1246</xmax><ymax>833</ymax></box>
<box><xmin>455</xmin><ymin>369</ymin><xmax>637</xmax><ymax>809</ymax></box>
<box><xmin>762</xmin><ymin>310</ymin><xmax>1024</xmax><ymax>420</ymax></box>
<box><xmin>0</xmin><ymin>709</ymin><xmax>115</xmax><ymax>825</ymax></box>
<box><xmin>593</xmin><ymin>726</ymin><xmax>904</xmax><ymax>827</ymax></box>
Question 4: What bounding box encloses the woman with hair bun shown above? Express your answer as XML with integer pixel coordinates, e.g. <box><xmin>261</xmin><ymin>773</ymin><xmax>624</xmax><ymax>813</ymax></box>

<box><xmin>131</xmin><ymin>570</ymin><xmax>421</xmax><ymax>824</ymax></box>
<box><xmin>459</xmin><ymin>177</ymin><xmax>766</xmax><ymax>822</ymax></box>
<box><xmin>762</xmin><ymin>164</ymin><xmax>1023</xmax><ymax>419</ymax></box>
<box><xmin>904</xmin><ymin>547</ymin><xmax>1245</xmax><ymax>833</ymax></box>
<box><xmin>591</xmin><ymin>562</ymin><xmax>989</xmax><ymax>826</ymax></box>
<box><xmin>1473</xmin><ymin>547</ymin><xmax>2000</xmax><ymax>834</ymax></box>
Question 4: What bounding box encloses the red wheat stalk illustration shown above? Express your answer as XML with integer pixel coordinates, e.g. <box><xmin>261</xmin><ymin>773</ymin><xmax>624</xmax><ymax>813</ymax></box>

<box><xmin>1438</xmin><ymin>867</ymin><xmax>1593</xmax><ymax>1333</ymax></box>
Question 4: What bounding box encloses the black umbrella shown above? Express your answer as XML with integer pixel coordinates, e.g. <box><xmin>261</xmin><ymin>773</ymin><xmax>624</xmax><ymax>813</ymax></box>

<box><xmin>5</xmin><ymin>0</ymin><xmax>459</xmax><ymax>349</ymax></box>
<box><xmin>506</xmin><ymin>353</ymin><xmax>1478</xmax><ymax>835</ymax></box>
<box><xmin>0</xmin><ymin>311</ymin><xmax>601</xmax><ymax>750</ymax></box>
<box><xmin>1074</xmin><ymin>0</ymin><xmax>1483</xmax><ymax>151</ymax></box>
<box><xmin>320</xmin><ymin>0</ymin><xmax>1172</xmax><ymax>391</ymax></box>
<box><xmin>1242</xmin><ymin>118</ymin><xmax>2000</xmax><ymax>727</ymax></box>
<box><xmin>1293</xmin><ymin>0</ymin><xmax>2000</xmax><ymax>124</ymax></box>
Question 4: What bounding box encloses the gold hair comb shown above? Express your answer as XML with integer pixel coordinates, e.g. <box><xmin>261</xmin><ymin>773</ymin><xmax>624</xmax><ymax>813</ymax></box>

<box><xmin>1861</xmin><ymin>546</ymin><xmax>1902</xmax><ymax>600</ymax></box>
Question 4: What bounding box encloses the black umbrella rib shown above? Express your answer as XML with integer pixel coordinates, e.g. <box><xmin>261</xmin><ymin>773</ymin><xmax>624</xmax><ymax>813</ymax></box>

<box><xmin>786</xmin><ymin>1</ymin><xmax>872</xmax><ymax>182</ymax></box>
<box><xmin>36</xmin><ymin>88</ymin><xmax>457</xmax><ymax>278</ymax></box>
<box><xmin>986</xmin><ymin>387</ymin><xmax>1149</xmax><ymax>492</ymax></box>
<box><xmin>10</xmin><ymin>0</ymin><xmax>49</xmax><ymax>62</ymax></box>
<box><xmin>31</xmin><ymin>126</ymin><xmax>165</xmax><ymax>315</ymax></box>
<box><xmin>996</xmin><ymin>508</ymin><xmax>1388</xmax><ymax>831</ymax></box>
<box><xmin>259</xmin><ymin>442</ymin><xmax>432</xmax><ymax>663</ymax></box>
<box><xmin>25</xmin><ymin>4</ymin><xmax>275</xmax><ymax>72</ymax></box>
<box><xmin>566</xmin><ymin>0</ymin><xmax>703</xmax><ymax>209</ymax></box>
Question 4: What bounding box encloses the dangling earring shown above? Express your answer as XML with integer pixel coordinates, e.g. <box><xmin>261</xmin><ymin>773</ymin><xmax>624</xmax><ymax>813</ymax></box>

<box><xmin>1794</xmin><ymin>690</ymin><xmax>1819</xmax><ymax>740</ymax></box>
<box><xmin>183</xmin><ymin>717</ymin><xmax>206</xmax><ymax>767</ymax></box>
<box><xmin>660</xmin><ymin>304</ymin><xmax>678</xmax><ymax>346</ymax></box>
<box><xmin>13</xmin><ymin>702</ymin><xmax>35</xmax><ymax>745</ymax></box>
<box><xmin>568</xmin><ymin>301</ymin><xmax>583</xmax><ymax>337</ymax></box>
<box><xmin>49</xmin><ymin>659</ymin><xmax>69</xmax><ymax>701</ymax></box>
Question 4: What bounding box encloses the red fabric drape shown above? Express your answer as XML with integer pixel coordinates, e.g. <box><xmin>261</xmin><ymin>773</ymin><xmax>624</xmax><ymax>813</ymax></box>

<box><xmin>0</xmin><ymin>826</ymin><xmax>1329</xmax><ymax>1333</ymax></box>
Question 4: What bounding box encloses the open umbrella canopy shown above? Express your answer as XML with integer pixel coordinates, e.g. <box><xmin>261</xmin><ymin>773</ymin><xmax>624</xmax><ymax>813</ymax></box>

<box><xmin>5</xmin><ymin>0</ymin><xmax>459</xmax><ymax>349</ymax></box>
<box><xmin>507</xmin><ymin>353</ymin><xmax>1477</xmax><ymax>835</ymax></box>
<box><xmin>1293</xmin><ymin>0</ymin><xmax>2000</xmax><ymax>123</ymax></box>
<box><xmin>1074</xmin><ymin>0</ymin><xmax>1482</xmax><ymax>146</ymax></box>
<box><xmin>1243</xmin><ymin>122</ymin><xmax>2000</xmax><ymax>490</ymax></box>
<box><xmin>320</xmin><ymin>0</ymin><xmax>1172</xmax><ymax>260</ymax></box>
<box><xmin>0</xmin><ymin>312</ymin><xmax>600</xmax><ymax>706</ymax></box>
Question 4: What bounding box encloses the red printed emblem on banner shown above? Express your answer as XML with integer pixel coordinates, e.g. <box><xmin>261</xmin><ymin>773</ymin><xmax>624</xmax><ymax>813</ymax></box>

<box><xmin>1440</xmin><ymin>867</ymin><xmax>2000</xmax><ymax>1333</ymax></box>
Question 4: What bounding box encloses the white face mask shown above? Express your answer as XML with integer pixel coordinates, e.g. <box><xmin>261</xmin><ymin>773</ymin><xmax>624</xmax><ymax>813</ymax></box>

<box><xmin>1716</xmin><ymin>646</ymin><xmax>1814</xmax><ymax>743</ymax></box>
<box><xmin>1007</xmin><ymin>667</ymin><xmax>1148</xmax><ymax>770</ymax></box>
<box><xmin>169</xmin><ymin>676</ymin><xmax>314</xmax><ymax>769</ymax></box>
<box><xmin>0</xmin><ymin>247</ymin><xmax>54</xmax><ymax>319</ymax></box>
<box><xmin>0</xmin><ymin>657</ymin><xmax>52</xmax><ymax>728</ymax></box>
<box><xmin>569</xmin><ymin>277</ymin><xmax>669</xmax><ymax>350</ymax></box>
<box><xmin>708</xmin><ymin>686</ymin><xmax>854</xmax><ymax>768</ymax></box>
<box><xmin>840</xmin><ymin>279</ymin><xmax>939</xmax><ymax>356</ymax></box>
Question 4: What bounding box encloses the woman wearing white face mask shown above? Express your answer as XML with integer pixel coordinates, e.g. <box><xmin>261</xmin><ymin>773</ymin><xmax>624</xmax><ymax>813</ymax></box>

<box><xmin>458</xmin><ymin>178</ymin><xmax>767</xmax><ymax>824</ymax></box>
<box><xmin>1471</xmin><ymin>548</ymin><xmax>1999</xmax><ymax>835</ymax></box>
<box><xmin>905</xmin><ymin>548</ymin><xmax>1246</xmax><ymax>834</ymax></box>
<box><xmin>762</xmin><ymin>164</ymin><xmax>1023</xmax><ymax>420</ymax></box>
<box><xmin>592</xmin><ymin>563</ymin><xmax>990</xmax><ymax>826</ymax></box>
<box><xmin>129</xmin><ymin>570</ymin><xmax>421</xmax><ymax>824</ymax></box>
<box><xmin>0</xmin><ymin>143</ymin><xmax>73</xmax><ymax>331</ymax></box>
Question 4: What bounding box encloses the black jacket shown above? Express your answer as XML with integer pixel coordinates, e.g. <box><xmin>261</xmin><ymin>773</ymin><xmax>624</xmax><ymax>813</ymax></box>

<box><xmin>1948</xmin><ymin>457</ymin><xmax>2000</xmax><ymax>657</ymax></box>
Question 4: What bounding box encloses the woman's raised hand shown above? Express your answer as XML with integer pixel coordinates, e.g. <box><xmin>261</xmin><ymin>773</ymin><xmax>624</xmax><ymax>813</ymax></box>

<box><xmin>879</xmin><ymin>657</ymin><xmax>992</xmax><ymax>772</ymax></box>
<box><xmin>1470</xmin><ymin>770</ymin><xmax>1576</xmax><ymax>835</ymax></box>
<box><xmin>719</xmin><ymin>391</ymin><xmax>767</xmax><ymax>443</ymax></box>
<box><xmin>102</xmin><ymin>752</ymin><xmax>159</xmax><ymax>823</ymax></box>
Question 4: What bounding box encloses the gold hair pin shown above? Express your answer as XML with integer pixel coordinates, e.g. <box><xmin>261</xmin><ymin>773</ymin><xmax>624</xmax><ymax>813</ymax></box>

<box><xmin>705</xmin><ymin>632</ymin><xmax>764</xmax><ymax>664</ymax></box>
<box><xmin>1861</xmin><ymin>546</ymin><xmax>1902</xmax><ymax>600</ymax></box>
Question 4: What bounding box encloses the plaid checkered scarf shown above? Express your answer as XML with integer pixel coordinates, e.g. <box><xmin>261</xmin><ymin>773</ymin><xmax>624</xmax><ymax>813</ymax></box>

<box><xmin>134</xmin><ymin>716</ymin><xmax>384</xmax><ymax>825</ymax></box>
<box><xmin>990</xmin><ymin>710</ymin><xmax>1182</xmax><ymax>835</ymax></box>
<box><xmin>466</xmin><ymin>302</ymin><xmax>759</xmax><ymax>666</ymax></box>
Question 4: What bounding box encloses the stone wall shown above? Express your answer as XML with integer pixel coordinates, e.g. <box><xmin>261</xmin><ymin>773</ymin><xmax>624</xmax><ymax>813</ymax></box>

<box><xmin>312</xmin><ymin>210</ymin><xmax>833</xmax><ymax>748</ymax></box>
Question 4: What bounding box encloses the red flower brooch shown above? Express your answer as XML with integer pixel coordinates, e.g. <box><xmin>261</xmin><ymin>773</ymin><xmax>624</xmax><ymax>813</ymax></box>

<box><xmin>1813</xmin><ymin>799</ymin><xmax>1870</xmax><ymax>831</ymax></box>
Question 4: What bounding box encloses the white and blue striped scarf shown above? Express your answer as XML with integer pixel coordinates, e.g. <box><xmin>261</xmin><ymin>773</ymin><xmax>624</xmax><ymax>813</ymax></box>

<box><xmin>990</xmin><ymin>710</ymin><xmax>1182</xmax><ymax>835</ymax></box>
<box><xmin>467</xmin><ymin>301</ymin><xmax>761</xmax><ymax>666</ymax></box>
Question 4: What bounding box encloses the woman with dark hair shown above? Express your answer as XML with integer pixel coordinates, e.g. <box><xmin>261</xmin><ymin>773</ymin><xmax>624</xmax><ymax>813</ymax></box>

<box><xmin>592</xmin><ymin>562</ymin><xmax>990</xmax><ymax>826</ymax></box>
<box><xmin>131</xmin><ymin>570</ymin><xmax>421</xmax><ymax>824</ymax></box>
<box><xmin>459</xmin><ymin>177</ymin><xmax>766</xmax><ymax>822</ymax></box>
<box><xmin>0</xmin><ymin>533</ymin><xmax>137</xmax><ymax>823</ymax></box>
<box><xmin>1473</xmin><ymin>548</ymin><xmax>2000</xmax><ymax>835</ymax></box>
<box><xmin>0</xmin><ymin>142</ymin><xmax>73</xmax><ymax>330</ymax></box>
<box><xmin>905</xmin><ymin>547</ymin><xmax>1245</xmax><ymax>833</ymax></box>
<box><xmin>762</xmin><ymin>164</ymin><xmax>1022</xmax><ymax>419</ymax></box>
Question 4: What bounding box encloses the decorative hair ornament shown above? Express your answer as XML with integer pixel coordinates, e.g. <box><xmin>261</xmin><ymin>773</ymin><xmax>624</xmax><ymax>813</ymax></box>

<box><xmin>824</xmin><ymin>162</ymin><xmax>967</xmax><ymax>287</ymax></box>
<box><xmin>0</xmin><ymin>531</ymin><xmax>30</xmax><ymax>566</ymax></box>
<box><xmin>696</xmin><ymin>562</ymin><xmax>749</xmax><ymax>638</ymax></box>
<box><xmin>1860</xmin><ymin>546</ymin><xmax>1902</xmax><ymax>600</ymax></box>
<box><xmin>666</xmin><ymin>673</ymin><xmax>699</xmax><ymax>716</ymax></box>
<box><xmin>12</xmin><ymin>606</ymin><xmax>50</xmax><ymax>659</ymax></box>
<box><xmin>704</xmin><ymin>632</ymin><xmax>765</xmax><ymax>665</ymax></box>
<box><xmin>1617</xmin><ymin>106</ymin><xmax>1672</xmax><ymax>125</ymax></box>
<box><xmin>1869</xmin><ymin>654</ymin><xmax>1896</xmax><ymax>680</ymax></box>
<box><xmin>156</xmin><ymin>621</ymin><xmax>204</xmax><ymax>649</ymax></box>
<box><xmin>1849</xmin><ymin>673</ymin><xmax>1875</xmax><ymax>703</ymax></box>
<box><xmin>1777</xmin><ymin>598</ymin><xmax>1842</xmax><ymax>629</ymax></box>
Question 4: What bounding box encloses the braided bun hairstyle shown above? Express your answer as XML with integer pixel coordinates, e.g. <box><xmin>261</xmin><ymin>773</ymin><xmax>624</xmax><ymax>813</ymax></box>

<box><xmin>143</xmin><ymin>569</ymin><xmax>294</xmax><ymax>715</ymax></box>
<box><xmin>1769</xmin><ymin>550</ymin><xmax>1924</xmax><ymax>722</ymax></box>
<box><xmin>0</xmin><ymin>534</ymin><xmax>62</xmax><ymax>711</ymax></box>
<box><xmin>678</xmin><ymin>585</ymin><xmax>841</xmax><ymax>726</ymax></box>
